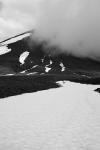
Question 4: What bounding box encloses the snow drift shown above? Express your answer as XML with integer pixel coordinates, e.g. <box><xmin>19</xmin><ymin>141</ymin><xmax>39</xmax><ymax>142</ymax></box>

<box><xmin>0</xmin><ymin>81</ymin><xmax>100</xmax><ymax>149</ymax></box>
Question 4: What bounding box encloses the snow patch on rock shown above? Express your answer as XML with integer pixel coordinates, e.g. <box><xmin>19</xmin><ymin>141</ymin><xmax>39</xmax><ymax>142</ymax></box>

<box><xmin>19</xmin><ymin>51</ymin><xmax>29</xmax><ymax>65</ymax></box>
<box><xmin>60</xmin><ymin>62</ymin><xmax>66</xmax><ymax>72</ymax></box>
<box><xmin>1</xmin><ymin>33</ymin><xmax>31</xmax><ymax>45</ymax></box>
<box><xmin>45</xmin><ymin>67</ymin><xmax>51</xmax><ymax>73</ymax></box>
<box><xmin>0</xmin><ymin>46</ymin><xmax>11</xmax><ymax>55</ymax></box>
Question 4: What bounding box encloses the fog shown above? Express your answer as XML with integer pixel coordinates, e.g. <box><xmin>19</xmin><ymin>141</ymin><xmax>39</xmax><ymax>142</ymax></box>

<box><xmin>33</xmin><ymin>0</ymin><xmax>100</xmax><ymax>58</ymax></box>
<box><xmin>1</xmin><ymin>0</ymin><xmax>100</xmax><ymax>59</ymax></box>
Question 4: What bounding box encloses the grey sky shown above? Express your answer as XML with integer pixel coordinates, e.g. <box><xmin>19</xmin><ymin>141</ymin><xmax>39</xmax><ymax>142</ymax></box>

<box><xmin>0</xmin><ymin>0</ymin><xmax>100</xmax><ymax>59</ymax></box>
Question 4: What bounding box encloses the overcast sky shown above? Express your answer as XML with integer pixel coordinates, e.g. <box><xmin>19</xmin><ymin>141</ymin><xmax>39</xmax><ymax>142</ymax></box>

<box><xmin>0</xmin><ymin>0</ymin><xmax>40</xmax><ymax>41</ymax></box>
<box><xmin>1</xmin><ymin>0</ymin><xmax>100</xmax><ymax>59</ymax></box>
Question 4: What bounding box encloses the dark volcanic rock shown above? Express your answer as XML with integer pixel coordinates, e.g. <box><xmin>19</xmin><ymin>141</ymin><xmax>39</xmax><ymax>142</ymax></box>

<box><xmin>0</xmin><ymin>31</ymin><xmax>100</xmax><ymax>98</ymax></box>
<box><xmin>95</xmin><ymin>88</ymin><xmax>100</xmax><ymax>93</ymax></box>
<box><xmin>0</xmin><ymin>75</ymin><xmax>61</xmax><ymax>98</ymax></box>
<box><xmin>1</xmin><ymin>31</ymin><xmax>100</xmax><ymax>76</ymax></box>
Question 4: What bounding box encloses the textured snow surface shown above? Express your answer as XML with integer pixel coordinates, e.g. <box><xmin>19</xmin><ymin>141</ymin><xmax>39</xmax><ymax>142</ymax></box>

<box><xmin>0</xmin><ymin>81</ymin><xmax>100</xmax><ymax>150</ymax></box>
<box><xmin>1</xmin><ymin>33</ymin><xmax>31</xmax><ymax>45</ymax></box>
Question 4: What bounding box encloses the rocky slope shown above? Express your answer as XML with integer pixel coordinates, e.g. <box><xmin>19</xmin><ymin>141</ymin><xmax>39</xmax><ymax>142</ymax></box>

<box><xmin>0</xmin><ymin>31</ymin><xmax>100</xmax><ymax>98</ymax></box>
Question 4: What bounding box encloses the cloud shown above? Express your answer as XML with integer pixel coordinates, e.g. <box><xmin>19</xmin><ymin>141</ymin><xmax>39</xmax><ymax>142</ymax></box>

<box><xmin>33</xmin><ymin>0</ymin><xmax>100</xmax><ymax>59</ymax></box>
<box><xmin>0</xmin><ymin>0</ymin><xmax>39</xmax><ymax>40</ymax></box>
<box><xmin>0</xmin><ymin>0</ymin><xmax>100</xmax><ymax>60</ymax></box>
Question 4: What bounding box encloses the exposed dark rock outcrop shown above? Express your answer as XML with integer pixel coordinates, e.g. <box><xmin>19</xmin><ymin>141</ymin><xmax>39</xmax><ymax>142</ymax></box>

<box><xmin>0</xmin><ymin>31</ymin><xmax>100</xmax><ymax>98</ymax></box>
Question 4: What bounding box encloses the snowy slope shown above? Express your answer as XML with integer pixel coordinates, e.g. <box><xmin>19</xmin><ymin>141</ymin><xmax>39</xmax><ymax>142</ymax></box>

<box><xmin>0</xmin><ymin>32</ymin><xmax>31</xmax><ymax>45</ymax></box>
<box><xmin>0</xmin><ymin>81</ymin><xmax>100</xmax><ymax>150</ymax></box>
<box><xmin>0</xmin><ymin>32</ymin><xmax>31</xmax><ymax>56</ymax></box>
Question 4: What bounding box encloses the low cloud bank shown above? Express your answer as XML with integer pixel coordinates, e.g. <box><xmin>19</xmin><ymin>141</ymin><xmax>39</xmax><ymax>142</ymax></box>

<box><xmin>1</xmin><ymin>0</ymin><xmax>100</xmax><ymax>59</ymax></box>
<box><xmin>33</xmin><ymin>0</ymin><xmax>100</xmax><ymax>59</ymax></box>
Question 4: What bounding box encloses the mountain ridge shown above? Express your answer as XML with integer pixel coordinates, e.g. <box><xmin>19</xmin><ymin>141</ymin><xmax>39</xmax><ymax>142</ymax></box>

<box><xmin>0</xmin><ymin>31</ymin><xmax>100</xmax><ymax>98</ymax></box>
<box><xmin>0</xmin><ymin>30</ymin><xmax>100</xmax><ymax>76</ymax></box>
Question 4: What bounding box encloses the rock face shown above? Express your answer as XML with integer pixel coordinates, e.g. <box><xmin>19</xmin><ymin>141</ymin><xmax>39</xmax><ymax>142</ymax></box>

<box><xmin>0</xmin><ymin>31</ymin><xmax>100</xmax><ymax>98</ymax></box>
<box><xmin>0</xmin><ymin>30</ymin><xmax>100</xmax><ymax>77</ymax></box>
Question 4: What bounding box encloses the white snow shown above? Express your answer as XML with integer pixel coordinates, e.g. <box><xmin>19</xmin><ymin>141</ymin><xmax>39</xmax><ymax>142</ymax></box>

<box><xmin>0</xmin><ymin>46</ymin><xmax>11</xmax><ymax>55</ymax></box>
<box><xmin>1</xmin><ymin>33</ymin><xmax>31</xmax><ymax>46</ymax></box>
<box><xmin>45</xmin><ymin>67</ymin><xmax>51</xmax><ymax>73</ymax></box>
<box><xmin>60</xmin><ymin>62</ymin><xmax>66</xmax><ymax>72</ymax></box>
<box><xmin>27</xmin><ymin>72</ymin><xmax>38</xmax><ymax>75</ymax></box>
<box><xmin>20</xmin><ymin>70</ymin><xmax>27</xmax><ymax>73</ymax></box>
<box><xmin>20</xmin><ymin>66</ymin><xmax>38</xmax><ymax>74</ymax></box>
<box><xmin>19</xmin><ymin>51</ymin><xmax>29</xmax><ymax>65</ymax></box>
<box><xmin>50</xmin><ymin>60</ymin><xmax>53</xmax><ymax>65</ymax></box>
<box><xmin>31</xmin><ymin>65</ymin><xmax>38</xmax><ymax>69</ymax></box>
<box><xmin>0</xmin><ymin>81</ymin><xmax>100</xmax><ymax>150</ymax></box>
<box><xmin>1</xmin><ymin>74</ymin><xmax>14</xmax><ymax>76</ymax></box>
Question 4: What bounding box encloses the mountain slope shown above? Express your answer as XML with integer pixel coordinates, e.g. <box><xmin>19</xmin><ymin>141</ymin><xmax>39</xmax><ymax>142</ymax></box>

<box><xmin>0</xmin><ymin>31</ymin><xmax>100</xmax><ymax>98</ymax></box>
